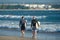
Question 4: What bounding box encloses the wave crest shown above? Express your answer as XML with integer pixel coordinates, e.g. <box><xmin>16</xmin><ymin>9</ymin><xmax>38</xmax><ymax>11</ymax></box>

<box><xmin>0</xmin><ymin>15</ymin><xmax>47</xmax><ymax>19</ymax></box>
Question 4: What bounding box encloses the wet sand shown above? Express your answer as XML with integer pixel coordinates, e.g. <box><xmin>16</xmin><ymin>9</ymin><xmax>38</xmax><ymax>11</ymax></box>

<box><xmin>0</xmin><ymin>36</ymin><xmax>39</xmax><ymax>40</ymax></box>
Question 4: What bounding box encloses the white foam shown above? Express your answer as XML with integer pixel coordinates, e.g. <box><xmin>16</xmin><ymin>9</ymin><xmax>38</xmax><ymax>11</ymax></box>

<box><xmin>0</xmin><ymin>15</ymin><xmax>47</xmax><ymax>19</ymax></box>
<box><xmin>40</xmin><ymin>24</ymin><xmax>60</xmax><ymax>32</ymax></box>
<box><xmin>0</xmin><ymin>19</ymin><xmax>60</xmax><ymax>32</ymax></box>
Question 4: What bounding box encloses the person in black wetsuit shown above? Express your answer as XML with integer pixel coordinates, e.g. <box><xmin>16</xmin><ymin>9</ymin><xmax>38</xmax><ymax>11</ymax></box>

<box><xmin>31</xmin><ymin>16</ymin><xmax>38</xmax><ymax>38</ymax></box>
<box><xmin>19</xmin><ymin>16</ymin><xmax>27</xmax><ymax>37</ymax></box>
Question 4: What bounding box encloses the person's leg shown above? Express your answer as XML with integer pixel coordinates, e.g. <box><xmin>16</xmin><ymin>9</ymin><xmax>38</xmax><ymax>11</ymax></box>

<box><xmin>21</xmin><ymin>30</ymin><xmax>23</xmax><ymax>37</ymax></box>
<box><xmin>32</xmin><ymin>27</ymin><xmax>38</xmax><ymax>38</ymax></box>
<box><xmin>32</xmin><ymin>30</ymin><xmax>35</xmax><ymax>37</ymax></box>
<box><xmin>35</xmin><ymin>30</ymin><xmax>37</xmax><ymax>38</ymax></box>
<box><xmin>21</xmin><ymin>30</ymin><xmax>25</xmax><ymax>37</ymax></box>
<box><xmin>32</xmin><ymin>29</ymin><xmax>37</xmax><ymax>38</ymax></box>
<box><xmin>32</xmin><ymin>27</ymin><xmax>35</xmax><ymax>37</ymax></box>
<box><xmin>21</xmin><ymin>26</ymin><xmax>25</xmax><ymax>37</ymax></box>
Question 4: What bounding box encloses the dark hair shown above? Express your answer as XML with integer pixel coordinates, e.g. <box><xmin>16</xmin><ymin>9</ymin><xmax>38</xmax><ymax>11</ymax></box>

<box><xmin>22</xmin><ymin>16</ymin><xmax>24</xmax><ymax>19</ymax></box>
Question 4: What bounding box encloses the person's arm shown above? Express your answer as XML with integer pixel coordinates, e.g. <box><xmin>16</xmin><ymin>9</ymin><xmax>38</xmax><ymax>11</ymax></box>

<box><xmin>31</xmin><ymin>20</ymin><xmax>32</xmax><ymax>28</ymax></box>
<box><xmin>19</xmin><ymin>20</ymin><xmax>21</xmax><ymax>27</ymax></box>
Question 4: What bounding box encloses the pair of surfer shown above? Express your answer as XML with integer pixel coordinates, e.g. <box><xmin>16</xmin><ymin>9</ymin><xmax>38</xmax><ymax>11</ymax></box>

<box><xmin>19</xmin><ymin>16</ymin><xmax>40</xmax><ymax>38</ymax></box>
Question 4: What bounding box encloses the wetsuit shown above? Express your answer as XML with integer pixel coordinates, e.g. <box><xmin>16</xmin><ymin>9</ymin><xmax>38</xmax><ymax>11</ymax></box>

<box><xmin>19</xmin><ymin>19</ymin><xmax>26</xmax><ymax>31</ymax></box>
<box><xmin>31</xmin><ymin>19</ymin><xmax>38</xmax><ymax>31</ymax></box>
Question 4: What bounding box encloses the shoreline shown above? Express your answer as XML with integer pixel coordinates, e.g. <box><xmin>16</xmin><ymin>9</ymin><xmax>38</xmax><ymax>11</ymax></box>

<box><xmin>0</xmin><ymin>29</ymin><xmax>60</xmax><ymax>40</ymax></box>
<box><xmin>0</xmin><ymin>35</ymin><xmax>60</xmax><ymax>40</ymax></box>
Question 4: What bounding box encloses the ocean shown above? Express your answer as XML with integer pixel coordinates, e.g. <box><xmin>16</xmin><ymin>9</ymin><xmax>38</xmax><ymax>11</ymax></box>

<box><xmin>0</xmin><ymin>10</ymin><xmax>60</xmax><ymax>32</ymax></box>
<box><xmin>0</xmin><ymin>0</ymin><xmax>60</xmax><ymax>5</ymax></box>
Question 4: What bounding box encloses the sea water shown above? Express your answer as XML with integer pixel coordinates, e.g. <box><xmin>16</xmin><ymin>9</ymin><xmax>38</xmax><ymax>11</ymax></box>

<box><xmin>0</xmin><ymin>10</ymin><xmax>60</xmax><ymax>32</ymax></box>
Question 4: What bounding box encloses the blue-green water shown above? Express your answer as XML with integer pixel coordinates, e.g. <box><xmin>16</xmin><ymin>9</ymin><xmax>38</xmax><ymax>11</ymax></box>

<box><xmin>0</xmin><ymin>0</ymin><xmax>60</xmax><ymax>5</ymax></box>
<box><xmin>0</xmin><ymin>10</ymin><xmax>60</xmax><ymax>32</ymax></box>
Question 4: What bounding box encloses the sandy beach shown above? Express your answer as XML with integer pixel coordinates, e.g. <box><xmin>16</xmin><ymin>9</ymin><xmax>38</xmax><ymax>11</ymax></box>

<box><xmin>0</xmin><ymin>36</ymin><xmax>39</xmax><ymax>40</ymax></box>
<box><xmin>0</xmin><ymin>36</ymin><xmax>19</xmax><ymax>40</ymax></box>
